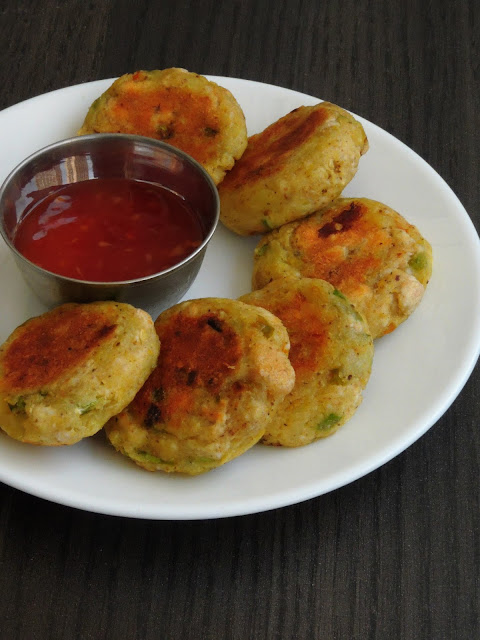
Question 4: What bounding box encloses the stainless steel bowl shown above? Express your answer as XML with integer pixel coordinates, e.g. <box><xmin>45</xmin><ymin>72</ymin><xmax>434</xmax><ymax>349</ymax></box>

<box><xmin>0</xmin><ymin>134</ymin><xmax>219</xmax><ymax>317</ymax></box>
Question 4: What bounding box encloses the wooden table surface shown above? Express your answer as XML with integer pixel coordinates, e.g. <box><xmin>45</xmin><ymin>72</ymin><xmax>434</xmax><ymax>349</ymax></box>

<box><xmin>0</xmin><ymin>1</ymin><xmax>479</xmax><ymax>638</ymax></box>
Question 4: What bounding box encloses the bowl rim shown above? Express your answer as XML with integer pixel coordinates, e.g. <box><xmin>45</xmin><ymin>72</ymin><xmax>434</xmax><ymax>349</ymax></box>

<box><xmin>0</xmin><ymin>133</ymin><xmax>220</xmax><ymax>286</ymax></box>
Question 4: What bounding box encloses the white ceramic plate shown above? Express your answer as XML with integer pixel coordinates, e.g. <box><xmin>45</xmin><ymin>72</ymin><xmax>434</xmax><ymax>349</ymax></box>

<box><xmin>0</xmin><ymin>77</ymin><xmax>479</xmax><ymax>520</ymax></box>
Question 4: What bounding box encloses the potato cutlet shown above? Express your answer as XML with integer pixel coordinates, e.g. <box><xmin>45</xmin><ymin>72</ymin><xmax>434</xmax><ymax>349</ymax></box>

<box><xmin>78</xmin><ymin>68</ymin><xmax>248</xmax><ymax>185</ymax></box>
<box><xmin>219</xmin><ymin>102</ymin><xmax>368</xmax><ymax>235</ymax></box>
<box><xmin>0</xmin><ymin>302</ymin><xmax>160</xmax><ymax>446</ymax></box>
<box><xmin>252</xmin><ymin>198</ymin><xmax>432</xmax><ymax>338</ymax></box>
<box><xmin>241</xmin><ymin>277</ymin><xmax>373</xmax><ymax>447</ymax></box>
<box><xmin>105</xmin><ymin>298</ymin><xmax>295</xmax><ymax>474</ymax></box>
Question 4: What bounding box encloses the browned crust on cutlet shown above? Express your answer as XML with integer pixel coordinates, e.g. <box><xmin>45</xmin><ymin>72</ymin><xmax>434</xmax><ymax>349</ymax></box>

<box><xmin>0</xmin><ymin>305</ymin><xmax>117</xmax><ymax>391</ymax></box>
<box><xmin>259</xmin><ymin>290</ymin><xmax>328</xmax><ymax>377</ymax></box>
<box><xmin>220</xmin><ymin>106</ymin><xmax>330</xmax><ymax>188</ymax></box>
<box><xmin>293</xmin><ymin>200</ymin><xmax>384</xmax><ymax>287</ymax></box>
<box><xmin>132</xmin><ymin>311</ymin><xmax>242</xmax><ymax>426</ymax></box>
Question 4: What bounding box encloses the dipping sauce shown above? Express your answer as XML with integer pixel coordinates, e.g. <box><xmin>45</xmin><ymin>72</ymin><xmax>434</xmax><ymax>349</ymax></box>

<box><xmin>14</xmin><ymin>177</ymin><xmax>205</xmax><ymax>282</ymax></box>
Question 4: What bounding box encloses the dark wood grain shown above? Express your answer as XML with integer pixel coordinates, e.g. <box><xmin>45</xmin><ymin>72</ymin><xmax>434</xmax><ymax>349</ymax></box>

<box><xmin>0</xmin><ymin>1</ymin><xmax>479</xmax><ymax>638</ymax></box>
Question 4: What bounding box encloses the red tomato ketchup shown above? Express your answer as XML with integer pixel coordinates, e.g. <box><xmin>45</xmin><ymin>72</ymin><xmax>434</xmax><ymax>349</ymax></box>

<box><xmin>13</xmin><ymin>178</ymin><xmax>205</xmax><ymax>282</ymax></box>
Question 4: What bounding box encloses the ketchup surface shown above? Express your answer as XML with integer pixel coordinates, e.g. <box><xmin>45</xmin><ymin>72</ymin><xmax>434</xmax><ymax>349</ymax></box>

<box><xmin>14</xmin><ymin>178</ymin><xmax>204</xmax><ymax>282</ymax></box>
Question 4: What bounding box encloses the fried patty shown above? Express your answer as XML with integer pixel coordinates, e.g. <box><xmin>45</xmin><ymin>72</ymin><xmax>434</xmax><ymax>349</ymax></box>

<box><xmin>78</xmin><ymin>68</ymin><xmax>248</xmax><ymax>185</ymax></box>
<box><xmin>105</xmin><ymin>298</ymin><xmax>295</xmax><ymax>474</ymax></box>
<box><xmin>0</xmin><ymin>302</ymin><xmax>159</xmax><ymax>446</ymax></box>
<box><xmin>218</xmin><ymin>102</ymin><xmax>368</xmax><ymax>235</ymax></box>
<box><xmin>241</xmin><ymin>277</ymin><xmax>373</xmax><ymax>447</ymax></box>
<box><xmin>252</xmin><ymin>198</ymin><xmax>433</xmax><ymax>338</ymax></box>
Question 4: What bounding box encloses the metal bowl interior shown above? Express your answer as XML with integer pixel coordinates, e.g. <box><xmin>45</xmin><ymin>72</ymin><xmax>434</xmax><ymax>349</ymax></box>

<box><xmin>0</xmin><ymin>134</ymin><xmax>220</xmax><ymax>316</ymax></box>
